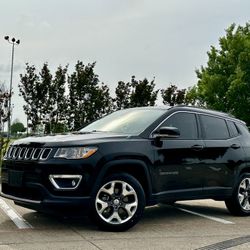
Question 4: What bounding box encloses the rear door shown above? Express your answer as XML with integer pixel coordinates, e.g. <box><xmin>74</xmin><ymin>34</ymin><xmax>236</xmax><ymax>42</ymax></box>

<box><xmin>199</xmin><ymin>115</ymin><xmax>244</xmax><ymax>196</ymax></box>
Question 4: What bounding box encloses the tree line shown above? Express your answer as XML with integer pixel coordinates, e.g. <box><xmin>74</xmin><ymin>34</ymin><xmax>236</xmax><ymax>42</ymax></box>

<box><xmin>2</xmin><ymin>21</ymin><xmax>250</xmax><ymax>136</ymax></box>
<box><xmin>19</xmin><ymin>62</ymin><xmax>193</xmax><ymax>133</ymax></box>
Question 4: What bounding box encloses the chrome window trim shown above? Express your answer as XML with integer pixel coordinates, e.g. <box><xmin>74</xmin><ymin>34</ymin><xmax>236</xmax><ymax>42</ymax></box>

<box><xmin>150</xmin><ymin>111</ymin><xmax>198</xmax><ymax>138</ymax></box>
<box><xmin>149</xmin><ymin>110</ymin><xmax>241</xmax><ymax>139</ymax></box>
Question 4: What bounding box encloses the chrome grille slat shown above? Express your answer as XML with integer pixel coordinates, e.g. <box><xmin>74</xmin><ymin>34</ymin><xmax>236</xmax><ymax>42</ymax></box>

<box><xmin>31</xmin><ymin>148</ymin><xmax>42</xmax><ymax>160</ymax></box>
<box><xmin>25</xmin><ymin>148</ymin><xmax>34</xmax><ymax>159</ymax></box>
<box><xmin>40</xmin><ymin>148</ymin><xmax>52</xmax><ymax>160</ymax></box>
<box><xmin>13</xmin><ymin>147</ymin><xmax>21</xmax><ymax>159</ymax></box>
<box><xmin>18</xmin><ymin>147</ymin><xmax>27</xmax><ymax>159</ymax></box>
<box><xmin>6</xmin><ymin>146</ymin><xmax>52</xmax><ymax>161</ymax></box>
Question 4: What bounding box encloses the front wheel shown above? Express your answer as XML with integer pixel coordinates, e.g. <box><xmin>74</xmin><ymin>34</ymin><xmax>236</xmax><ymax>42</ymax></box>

<box><xmin>91</xmin><ymin>173</ymin><xmax>145</xmax><ymax>231</ymax></box>
<box><xmin>225</xmin><ymin>174</ymin><xmax>250</xmax><ymax>216</ymax></box>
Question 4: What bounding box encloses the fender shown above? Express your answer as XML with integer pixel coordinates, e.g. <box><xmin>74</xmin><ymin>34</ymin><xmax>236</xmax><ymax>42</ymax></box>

<box><xmin>90</xmin><ymin>159</ymin><xmax>153</xmax><ymax>202</ymax></box>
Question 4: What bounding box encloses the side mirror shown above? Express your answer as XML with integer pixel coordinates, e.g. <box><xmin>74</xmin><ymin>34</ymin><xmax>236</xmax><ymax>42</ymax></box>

<box><xmin>154</xmin><ymin>126</ymin><xmax>180</xmax><ymax>139</ymax></box>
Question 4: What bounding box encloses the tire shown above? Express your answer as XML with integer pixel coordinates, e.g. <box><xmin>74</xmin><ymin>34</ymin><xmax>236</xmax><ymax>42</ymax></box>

<box><xmin>90</xmin><ymin>173</ymin><xmax>145</xmax><ymax>231</ymax></box>
<box><xmin>225</xmin><ymin>173</ymin><xmax>250</xmax><ymax>216</ymax></box>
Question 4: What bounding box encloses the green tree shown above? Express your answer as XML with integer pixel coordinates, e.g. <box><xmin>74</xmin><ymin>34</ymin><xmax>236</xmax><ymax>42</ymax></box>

<box><xmin>194</xmin><ymin>22</ymin><xmax>250</xmax><ymax>124</ymax></box>
<box><xmin>185</xmin><ymin>86</ymin><xmax>200</xmax><ymax>106</ymax></box>
<box><xmin>20</xmin><ymin>63</ymin><xmax>70</xmax><ymax>134</ymax></box>
<box><xmin>45</xmin><ymin>65</ymin><xmax>68</xmax><ymax>134</ymax></box>
<box><xmin>0</xmin><ymin>83</ymin><xmax>10</xmax><ymax>164</ymax></box>
<box><xmin>11</xmin><ymin>119</ymin><xmax>25</xmax><ymax>135</ymax></box>
<box><xmin>130</xmin><ymin>76</ymin><xmax>159</xmax><ymax>107</ymax></box>
<box><xmin>19</xmin><ymin>64</ymin><xmax>40</xmax><ymax>133</ymax></box>
<box><xmin>68</xmin><ymin>61</ymin><xmax>113</xmax><ymax>130</ymax></box>
<box><xmin>115</xmin><ymin>81</ymin><xmax>131</xmax><ymax>110</ymax></box>
<box><xmin>161</xmin><ymin>84</ymin><xmax>186</xmax><ymax>106</ymax></box>
<box><xmin>0</xmin><ymin>83</ymin><xmax>10</xmax><ymax>132</ymax></box>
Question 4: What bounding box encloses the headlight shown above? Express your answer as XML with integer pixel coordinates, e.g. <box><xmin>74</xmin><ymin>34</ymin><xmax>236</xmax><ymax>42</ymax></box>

<box><xmin>54</xmin><ymin>147</ymin><xmax>97</xmax><ymax>159</ymax></box>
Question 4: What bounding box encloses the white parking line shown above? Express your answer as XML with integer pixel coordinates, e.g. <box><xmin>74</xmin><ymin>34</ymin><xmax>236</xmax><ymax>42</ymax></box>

<box><xmin>0</xmin><ymin>198</ymin><xmax>33</xmax><ymax>229</ymax></box>
<box><xmin>176</xmin><ymin>207</ymin><xmax>235</xmax><ymax>224</ymax></box>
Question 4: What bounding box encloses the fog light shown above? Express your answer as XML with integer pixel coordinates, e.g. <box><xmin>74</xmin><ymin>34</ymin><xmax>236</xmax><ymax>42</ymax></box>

<box><xmin>49</xmin><ymin>175</ymin><xmax>82</xmax><ymax>190</ymax></box>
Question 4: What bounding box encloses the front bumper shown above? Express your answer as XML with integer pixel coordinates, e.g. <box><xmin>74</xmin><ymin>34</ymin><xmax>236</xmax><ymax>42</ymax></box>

<box><xmin>0</xmin><ymin>157</ymin><xmax>96</xmax><ymax>213</ymax></box>
<box><xmin>0</xmin><ymin>182</ymin><xmax>91</xmax><ymax>213</ymax></box>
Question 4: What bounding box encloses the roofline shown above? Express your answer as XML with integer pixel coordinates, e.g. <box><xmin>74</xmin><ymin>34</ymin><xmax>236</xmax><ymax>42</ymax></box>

<box><xmin>170</xmin><ymin>105</ymin><xmax>245</xmax><ymax>124</ymax></box>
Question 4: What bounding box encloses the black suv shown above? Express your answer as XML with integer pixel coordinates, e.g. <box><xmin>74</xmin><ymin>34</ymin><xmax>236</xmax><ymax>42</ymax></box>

<box><xmin>1</xmin><ymin>106</ymin><xmax>250</xmax><ymax>231</ymax></box>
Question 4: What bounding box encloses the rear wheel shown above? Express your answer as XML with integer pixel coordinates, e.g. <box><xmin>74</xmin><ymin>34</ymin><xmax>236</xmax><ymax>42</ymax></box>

<box><xmin>225</xmin><ymin>174</ymin><xmax>250</xmax><ymax>216</ymax></box>
<box><xmin>91</xmin><ymin>173</ymin><xmax>145</xmax><ymax>231</ymax></box>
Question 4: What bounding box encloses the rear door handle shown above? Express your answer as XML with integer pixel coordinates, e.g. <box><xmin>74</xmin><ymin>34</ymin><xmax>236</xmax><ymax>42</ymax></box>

<box><xmin>231</xmin><ymin>143</ymin><xmax>241</xmax><ymax>149</ymax></box>
<box><xmin>191</xmin><ymin>145</ymin><xmax>204</xmax><ymax>151</ymax></box>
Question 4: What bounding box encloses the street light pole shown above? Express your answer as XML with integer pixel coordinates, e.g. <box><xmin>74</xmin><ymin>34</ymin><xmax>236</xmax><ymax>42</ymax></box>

<box><xmin>4</xmin><ymin>36</ymin><xmax>20</xmax><ymax>139</ymax></box>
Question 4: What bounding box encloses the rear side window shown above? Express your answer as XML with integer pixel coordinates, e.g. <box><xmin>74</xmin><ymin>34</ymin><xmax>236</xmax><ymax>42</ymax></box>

<box><xmin>161</xmin><ymin>112</ymin><xmax>198</xmax><ymax>139</ymax></box>
<box><xmin>227</xmin><ymin>120</ymin><xmax>239</xmax><ymax>137</ymax></box>
<box><xmin>236</xmin><ymin>123</ymin><xmax>249</xmax><ymax>135</ymax></box>
<box><xmin>200</xmin><ymin>115</ymin><xmax>229</xmax><ymax>140</ymax></box>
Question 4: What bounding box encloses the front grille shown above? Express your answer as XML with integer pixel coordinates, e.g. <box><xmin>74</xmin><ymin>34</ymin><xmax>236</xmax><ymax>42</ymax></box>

<box><xmin>6</xmin><ymin>146</ymin><xmax>52</xmax><ymax>161</ymax></box>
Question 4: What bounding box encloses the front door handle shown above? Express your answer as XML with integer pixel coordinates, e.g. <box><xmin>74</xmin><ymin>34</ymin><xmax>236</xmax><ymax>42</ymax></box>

<box><xmin>231</xmin><ymin>143</ymin><xmax>241</xmax><ymax>149</ymax></box>
<box><xmin>191</xmin><ymin>145</ymin><xmax>204</xmax><ymax>151</ymax></box>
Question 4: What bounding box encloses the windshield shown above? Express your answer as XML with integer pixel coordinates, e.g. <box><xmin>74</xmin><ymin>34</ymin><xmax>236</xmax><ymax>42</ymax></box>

<box><xmin>80</xmin><ymin>108</ymin><xmax>166</xmax><ymax>135</ymax></box>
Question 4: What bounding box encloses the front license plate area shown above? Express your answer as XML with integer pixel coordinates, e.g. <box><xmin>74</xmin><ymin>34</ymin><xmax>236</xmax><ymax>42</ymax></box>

<box><xmin>8</xmin><ymin>170</ymin><xmax>23</xmax><ymax>187</ymax></box>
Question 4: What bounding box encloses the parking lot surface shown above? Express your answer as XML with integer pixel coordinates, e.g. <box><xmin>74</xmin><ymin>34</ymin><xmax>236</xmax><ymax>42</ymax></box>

<box><xmin>0</xmin><ymin>199</ymin><xmax>250</xmax><ymax>249</ymax></box>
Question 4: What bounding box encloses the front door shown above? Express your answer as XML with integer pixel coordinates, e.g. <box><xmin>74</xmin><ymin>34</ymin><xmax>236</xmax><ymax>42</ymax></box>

<box><xmin>153</xmin><ymin>112</ymin><xmax>205</xmax><ymax>200</ymax></box>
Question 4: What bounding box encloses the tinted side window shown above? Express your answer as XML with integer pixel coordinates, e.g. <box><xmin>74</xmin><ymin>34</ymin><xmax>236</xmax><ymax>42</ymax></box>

<box><xmin>236</xmin><ymin>123</ymin><xmax>249</xmax><ymax>135</ymax></box>
<box><xmin>227</xmin><ymin>120</ymin><xmax>239</xmax><ymax>137</ymax></box>
<box><xmin>200</xmin><ymin>115</ymin><xmax>229</xmax><ymax>140</ymax></box>
<box><xmin>161</xmin><ymin>112</ymin><xmax>198</xmax><ymax>139</ymax></box>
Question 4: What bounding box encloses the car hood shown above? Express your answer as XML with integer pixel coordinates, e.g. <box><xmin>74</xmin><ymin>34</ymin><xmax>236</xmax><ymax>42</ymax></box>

<box><xmin>12</xmin><ymin>132</ymin><xmax>131</xmax><ymax>147</ymax></box>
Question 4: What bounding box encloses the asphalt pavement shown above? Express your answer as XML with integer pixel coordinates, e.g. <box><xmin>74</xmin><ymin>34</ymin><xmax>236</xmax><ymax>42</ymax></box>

<box><xmin>0</xmin><ymin>198</ymin><xmax>250</xmax><ymax>249</ymax></box>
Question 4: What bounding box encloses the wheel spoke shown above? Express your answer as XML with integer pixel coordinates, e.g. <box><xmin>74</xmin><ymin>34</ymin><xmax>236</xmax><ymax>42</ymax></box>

<box><xmin>240</xmin><ymin>179</ymin><xmax>247</xmax><ymax>191</ymax></box>
<box><xmin>246</xmin><ymin>178</ymin><xmax>250</xmax><ymax>190</ymax></box>
<box><xmin>101</xmin><ymin>182</ymin><xmax>115</xmax><ymax>196</ymax></box>
<box><xmin>124</xmin><ymin>201</ymin><xmax>137</xmax><ymax>216</ymax></box>
<box><xmin>241</xmin><ymin>197</ymin><xmax>249</xmax><ymax>209</ymax></box>
<box><xmin>96</xmin><ymin>198</ymin><xmax>109</xmax><ymax>213</ymax></box>
<box><xmin>238</xmin><ymin>193</ymin><xmax>244</xmax><ymax>204</ymax></box>
<box><xmin>122</xmin><ymin>182</ymin><xmax>136</xmax><ymax>197</ymax></box>
<box><xmin>107</xmin><ymin>211</ymin><xmax>122</xmax><ymax>223</ymax></box>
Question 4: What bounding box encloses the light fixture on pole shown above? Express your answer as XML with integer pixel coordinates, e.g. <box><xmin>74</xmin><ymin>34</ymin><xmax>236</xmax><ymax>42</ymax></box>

<box><xmin>4</xmin><ymin>36</ymin><xmax>20</xmax><ymax>139</ymax></box>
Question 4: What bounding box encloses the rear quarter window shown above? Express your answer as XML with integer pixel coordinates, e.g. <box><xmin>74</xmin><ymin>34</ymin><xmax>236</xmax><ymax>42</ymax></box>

<box><xmin>236</xmin><ymin>122</ymin><xmax>250</xmax><ymax>135</ymax></box>
<box><xmin>227</xmin><ymin>120</ymin><xmax>239</xmax><ymax>137</ymax></box>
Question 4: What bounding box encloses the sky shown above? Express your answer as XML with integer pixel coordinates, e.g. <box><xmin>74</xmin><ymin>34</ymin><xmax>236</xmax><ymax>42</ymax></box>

<box><xmin>0</xmin><ymin>0</ymin><xmax>250</xmax><ymax>126</ymax></box>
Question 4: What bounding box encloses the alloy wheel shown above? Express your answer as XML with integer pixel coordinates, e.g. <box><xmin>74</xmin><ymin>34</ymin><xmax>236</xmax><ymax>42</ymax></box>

<box><xmin>238</xmin><ymin>177</ymin><xmax>250</xmax><ymax>211</ymax></box>
<box><xmin>95</xmin><ymin>180</ymin><xmax>138</xmax><ymax>224</ymax></box>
